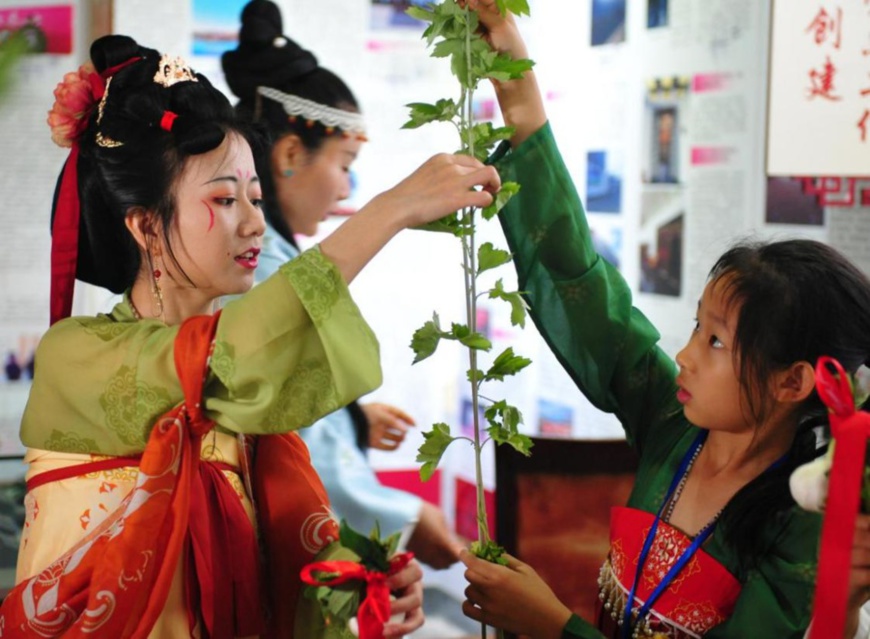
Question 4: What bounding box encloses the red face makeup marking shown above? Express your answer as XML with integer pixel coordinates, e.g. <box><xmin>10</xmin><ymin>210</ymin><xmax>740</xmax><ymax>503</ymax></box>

<box><xmin>202</xmin><ymin>200</ymin><xmax>215</xmax><ymax>232</ymax></box>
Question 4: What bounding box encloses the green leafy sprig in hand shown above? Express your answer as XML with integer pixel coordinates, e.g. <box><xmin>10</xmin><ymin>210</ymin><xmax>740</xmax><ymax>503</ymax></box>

<box><xmin>303</xmin><ymin>520</ymin><xmax>404</xmax><ymax>639</ymax></box>
<box><xmin>404</xmin><ymin>0</ymin><xmax>534</xmax><ymax>566</ymax></box>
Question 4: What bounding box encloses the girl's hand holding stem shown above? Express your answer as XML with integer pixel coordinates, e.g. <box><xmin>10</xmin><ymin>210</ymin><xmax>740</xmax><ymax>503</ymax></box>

<box><xmin>460</xmin><ymin>548</ymin><xmax>573</xmax><ymax>639</ymax></box>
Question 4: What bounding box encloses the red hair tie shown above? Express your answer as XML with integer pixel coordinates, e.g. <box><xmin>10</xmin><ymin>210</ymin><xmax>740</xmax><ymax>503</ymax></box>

<box><xmin>160</xmin><ymin>111</ymin><xmax>178</xmax><ymax>132</ymax></box>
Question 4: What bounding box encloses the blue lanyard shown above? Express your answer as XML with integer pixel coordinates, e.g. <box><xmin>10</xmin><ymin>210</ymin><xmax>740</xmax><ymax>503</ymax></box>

<box><xmin>621</xmin><ymin>430</ymin><xmax>710</xmax><ymax>639</ymax></box>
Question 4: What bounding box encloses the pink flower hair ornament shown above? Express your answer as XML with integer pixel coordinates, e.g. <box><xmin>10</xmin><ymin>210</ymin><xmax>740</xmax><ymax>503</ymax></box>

<box><xmin>47</xmin><ymin>55</ymin><xmax>140</xmax><ymax>326</ymax></box>
<box><xmin>46</xmin><ymin>62</ymin><xmax>103</xmax><ymax>148</ymax></box>
<box><xmin>46</xmin><ymin>56</ymin><xmax>142</xmax><ymax>148</ymax></box>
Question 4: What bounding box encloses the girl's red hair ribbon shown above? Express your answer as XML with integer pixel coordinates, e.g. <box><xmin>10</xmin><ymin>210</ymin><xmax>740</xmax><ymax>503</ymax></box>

<box><xmin>809</xmin><ymin>356</ymin><xmax>870</xmax><ymax>639</ymax></box>
<box><xmin>300</xmin><ymin>552</ymin><xmax>414</xmax><ymax>639</ymax></box>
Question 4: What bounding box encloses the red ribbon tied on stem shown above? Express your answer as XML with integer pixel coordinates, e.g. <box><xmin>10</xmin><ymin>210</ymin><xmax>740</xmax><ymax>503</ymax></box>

<box><xmin>808</xmin><ymin>356</ymin><xmax>870</xmax><ymax>639</ymax></box>
<box><xmin>300</xmin><ymin>552</ymin><xmax>414</xmax><ymax>639</ymax></box>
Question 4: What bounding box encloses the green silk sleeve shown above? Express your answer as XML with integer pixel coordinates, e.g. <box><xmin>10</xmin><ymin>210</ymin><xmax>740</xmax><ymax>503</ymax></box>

<box><xmin>561</xmin><ymin>613</ymin><xmax>604</xmax><ymax>639</ymax></box>
<box><xmin>20</xmin><ymin>247</ymin><xmax>382</xmax><ymax>456</ymax></box>
<box><xmin>494</xmin><ymin>123</ymin><xmax>682</xmax><ymax>454</ymax></box>
<box><xmin>705</xmin><ymin>507</ymin><xmax>820</xmax><ymax>639</ymax></box>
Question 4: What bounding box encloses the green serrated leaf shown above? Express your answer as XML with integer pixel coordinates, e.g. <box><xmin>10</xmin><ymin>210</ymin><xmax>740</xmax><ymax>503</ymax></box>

<box><xmin>455</xmin><ymin>329</ymin><xmax>492</xmax><ymax>351</ymax></box>
<box><xmin>485</xmin><ymin>54</ymin><xmax>535</xmax><ymax>82</ymax></box>
<box><xmin>410</xmin><ymin>312</ymin><xmax>445</xmax><ymax>363</ymax></box>
<box><xmin>483</xmin><ymin>347</ymin><xmax>532</xmax><ymax>382</ymax></box>
<box><xmin>413</xmin><ymin>212</ymin><xmax>464</xmax><ymax>235</ymax></box>
<box><xmin>485</xmin><ymin>399</ymin><xmax>522</xmax><ymax>431</ymax></box>
<box><xmin>507</xmin><ymin>432</ymin><xmax>534</xmax><ymax>455</ymax></box>
<box><xmin>477</xmin><ymin>242</ymin><xmax>512</xmax><ymax>275</ymax></box>
<box><xmin>310</xmin><ymin>584</ymin><xmax>361</xmax><ymax>639</ymax></box>
<box><xmin>484</xmin><ymin>400</ymin><xmax>532</xmax><ymax>456</ymax></box>
<box><xmin>451</xmin><ymin>323</ymin><xmax>471</xmax><ymax>340</ymax></box>
<box><xmin>417</xmin><ymin>422</ymin><xmax>456</xmax><ymax>481</ymax></box>
<box><xmin>406</xmin><ymin>5</ymin><xmax>435</xmax><ymax>22</ymax></box>
<box><xmin>488</xmin><ymin>278</ymin><xmax>528</xmax><ymax>328</ymax></box>
<box><xmin>505</xmin><ymin>0</ymin><xmax>531</xmax><ymax>16</ymax></box>
<box><xmin>433</xmin><ymin>37</ymin><xmax>466</xmax><ymax>59</ymax></box>
<box><xmin>339</xmin><ymin>520</ymin><xmax>390</xmax><ymax>572</ymax></box>
<box><xmin>384</xmin><ymin>531</ymin><xmax>402</xmax><ymax>556</ymax></box>
<box><xmin>482</xmin><ymin>181</ymin><xmax>520</xmax><ymax>220</ymax></box>
<box><xmin>403</xmin><ymin>98</ymin><xmax>460</xmax><ymax>129</ymax></box>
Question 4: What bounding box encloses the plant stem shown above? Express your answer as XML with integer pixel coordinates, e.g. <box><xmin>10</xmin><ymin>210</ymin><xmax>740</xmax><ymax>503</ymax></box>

<box><xmin>459</xmin><ymin>7</ymin><xmax>490</xmax><ymax>639</ymax></box>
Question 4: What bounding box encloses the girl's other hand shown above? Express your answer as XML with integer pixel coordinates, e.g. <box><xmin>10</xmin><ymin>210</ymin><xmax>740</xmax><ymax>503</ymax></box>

<box><xmin>459</xmin><ymin>0</ymin><xmax>528</xmax><ymax>60</ymax></box>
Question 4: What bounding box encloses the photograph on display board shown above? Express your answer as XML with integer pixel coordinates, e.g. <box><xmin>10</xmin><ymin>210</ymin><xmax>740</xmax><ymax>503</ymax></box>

<box><xmin>370</xmin><ymin>0</ymin><xmax>429</xmax><ymax>30</ymax></box>
<box><xmin>647</xmin><ymin>0</ymin><xmax>668</xmax><ymax>29</ymax></box>
<box><xmin>460</xmin><ymin>397</ymin><xmax>487</xmax><ymax>439</ymax></box>
<box><xmin>0</xmin><ymin>5</ymin><xmax>73</xmax><ymax>54</ymax></box>
<box><xmin>585</xmin><ymin>149</ymin><xmax>623</xmax><ymax>214</ymax></box>
<box><xmin>537</xmin><ymin>399</ymin><xmax>573</xmax><ymax>438</ymax></box>
<box><xmin>649</xmin><ymin>107</ymin><xmax>678</xmax><ymax>183</ymax></box>
<box><xmin>639</xmin><ymin>213</ymin><xmax>684</xmax><ymax>297</ymax></box>
<box><xmin>191</xmin><ymin>0</ymin><xmax>247</xmax><ymax>56</ymax></box>
<box><xmin>590</xmin><ymin>224</ymin><xmax>622</xmax><ymax>270</ymax></box>
<box><xmin>642</xmin><ymin>77</ymin><xmax>690</xmax><ymax>185</ymax></box>
<box><xmin>590</xmin><ymin>0</ymin><xmax>626</xmax><ymax>47</ymax></box>
<box><xmin>765</xmin><ymin>177</ymin><xmax>825</xmax><ymax>226</ymax></box>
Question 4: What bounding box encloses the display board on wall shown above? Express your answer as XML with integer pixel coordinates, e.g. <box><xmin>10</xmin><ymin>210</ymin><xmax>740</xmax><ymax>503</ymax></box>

<box><xmin>767</xmin><ymin>0</ymin><xmax>870</xmax><ymax>176</ymax></box>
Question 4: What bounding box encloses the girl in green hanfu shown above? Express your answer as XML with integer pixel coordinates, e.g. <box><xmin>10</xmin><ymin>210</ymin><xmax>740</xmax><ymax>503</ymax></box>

<box><xmin>3</xmin><ymin>33</ymin><xmax>500</xmax><ymax>639</ymax></box>
<box><xmin>457</xmin><ymin>2</ymin><xmax>870</xmax><ymax>638</ymax></box>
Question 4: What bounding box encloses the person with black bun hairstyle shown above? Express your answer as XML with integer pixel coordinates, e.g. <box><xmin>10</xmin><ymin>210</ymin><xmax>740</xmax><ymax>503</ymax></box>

<box><xmin>222</xmin><ymin>0</ymin><xmax>463</xmax><ymax>579</ymax></box>
<box><xmin>4</xmin><ymin>32</ymin><xmax>499</xmax><ymax>639</ymax></box>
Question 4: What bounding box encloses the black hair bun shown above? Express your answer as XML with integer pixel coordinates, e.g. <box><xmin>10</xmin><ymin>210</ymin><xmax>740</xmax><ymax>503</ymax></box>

<box><xmin>221</xmin><ymin>0</ymin><xmax>319</xmax><ymax>101</ymax></box>
<box><xmin>239</xmin><ymin>0</ymin><xmax>283</xmax><ymax>47</ymax></box>
<box><xmin>90</xmin><ymin>34</ymin><xmax>143</xmax><ymax>74</ymax></box>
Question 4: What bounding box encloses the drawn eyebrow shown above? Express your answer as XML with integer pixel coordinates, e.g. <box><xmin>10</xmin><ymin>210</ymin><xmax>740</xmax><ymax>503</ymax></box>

<box><xmin>203</xmin><ymin>176</ymin><xmax>237</xmax><ymax>186</ymax></box>
<box><xmin>203</xmin><ymin>175</ymin><xmax>260</xmax><ymax>186</ymax></box>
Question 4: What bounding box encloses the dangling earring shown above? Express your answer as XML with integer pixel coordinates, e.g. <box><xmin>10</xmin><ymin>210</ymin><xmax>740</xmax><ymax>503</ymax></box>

<box><xmin>282</xmin><ymin>168</ymin><xmax>295</xmax><ymax>178</ymax></box>
<box><xmin>146</xmin><ymin>250</ymin><xmax>164</xmax><ymax>319</ymax></box>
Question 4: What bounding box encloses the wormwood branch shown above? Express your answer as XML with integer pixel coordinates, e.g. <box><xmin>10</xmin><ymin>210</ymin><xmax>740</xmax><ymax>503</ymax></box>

<box><xmin>405</xmin><ymin>0</ymin><xmax>534</xmax><ymax>605</ymax></box>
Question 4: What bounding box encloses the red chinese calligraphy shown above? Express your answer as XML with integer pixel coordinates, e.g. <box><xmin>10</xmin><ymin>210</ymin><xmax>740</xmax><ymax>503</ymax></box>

<box><xmin>797</xmin><ymin>177</ymin><xmax>870</xmax><ymax>206</ymax></box>
<box><xmin>808</xmin><ymin>56</ymin><xmax>843</xmax><ymax>100</ymax></box>
<box><xmin>859</xmin><ymin>109</ymin><xmax>869</xmax><ymax>142</ymax></box>
<box><xmin>805</xmin><ymin>7</ymin><xmax>843</xmax><ymax>49</ymax></box>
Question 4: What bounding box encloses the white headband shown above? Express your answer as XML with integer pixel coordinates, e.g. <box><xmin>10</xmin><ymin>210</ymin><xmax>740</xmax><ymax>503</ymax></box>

<box><xmin>257</xmin><ymin>86</ymin><xmax>366</xmax><ymax>137</ymax></box>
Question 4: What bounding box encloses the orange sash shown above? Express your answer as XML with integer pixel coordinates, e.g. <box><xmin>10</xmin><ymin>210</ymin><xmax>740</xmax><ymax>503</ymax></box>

<box><xmin>0</xmin><ymin>313</ymin><xmax>262</xmax><ymax>638</ymax></box>
<box><xmin>597</xmin><ymin>506</ymin><xmax>741</xmax><ymax>638</ymax></box>
<box><xmin>253</xmin><ymin>432</ymin><xmax>340</xmax><ymax>639</ymax></box>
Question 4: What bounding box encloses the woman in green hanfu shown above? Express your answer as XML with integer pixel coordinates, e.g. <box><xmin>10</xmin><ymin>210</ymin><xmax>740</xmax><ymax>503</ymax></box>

<box><xmin>3</xmin><ymin>32</ymin><xmax>500</xmax><ymax>639</ymax></box>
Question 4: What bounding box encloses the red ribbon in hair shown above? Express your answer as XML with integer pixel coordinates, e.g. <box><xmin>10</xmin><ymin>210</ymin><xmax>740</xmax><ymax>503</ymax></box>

<box><xmin>160</xmin><ymin>110</ymin><xmax>178</xmax><ymax>131</ymax></box>
<box><xmin>49</xmin><ymin>56</ymin><xmax>141</xmax><ymax>326</ymax></box>
<box><xmin>808</xmin><ymin>356</ymin><xmax>870</xmax><ymax>639</ymax></box>
<box><xmin>300</xmin><ymin>552</ymin><xmax>414</xmax><ymax>639</ymax></box>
